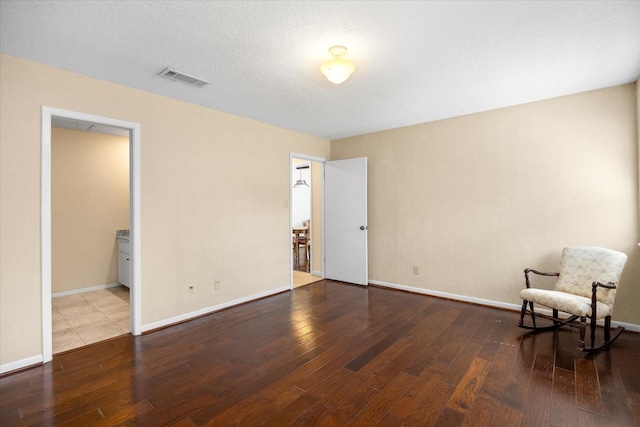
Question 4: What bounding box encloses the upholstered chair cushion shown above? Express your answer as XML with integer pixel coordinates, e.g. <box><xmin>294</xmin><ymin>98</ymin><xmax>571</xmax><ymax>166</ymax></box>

<box><xmin>554</xmin><ymin>246</ymin><xmax>627</xmax><ymax>307</ymax></box>
<box><xmin>519</xmin><ymin>288</ymin><xmax>613</xmax><ymax>319</ymax></box>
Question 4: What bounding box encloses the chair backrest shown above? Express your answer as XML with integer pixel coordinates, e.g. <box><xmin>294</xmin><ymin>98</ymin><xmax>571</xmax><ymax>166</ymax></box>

<box><xmin>554</xmin><ymin>246</ymin><xmax>627</xmax><ymax>306</ymax></box>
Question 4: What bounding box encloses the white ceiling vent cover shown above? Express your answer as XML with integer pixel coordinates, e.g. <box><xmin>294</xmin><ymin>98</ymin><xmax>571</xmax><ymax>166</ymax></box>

<box><xmin>159</xmin><ymin>67</ymin><xmax>210</xmax><ymax>88</ymax></box>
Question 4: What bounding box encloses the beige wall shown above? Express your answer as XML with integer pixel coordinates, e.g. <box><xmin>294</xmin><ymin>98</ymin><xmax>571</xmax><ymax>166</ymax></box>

<box><xmin>52</xmin><ymin>128</ymin><xmax>129</xmax><ymax>293</ymax></box>
<box><xmin>0</xmin><ymin>54</ymin><xmax>330</xmax><ymax>367</ymax></box>
<box><xmin>332</xmin><ymin>83</ymin><xmax>640</xmax><ymax>325</ymax></box>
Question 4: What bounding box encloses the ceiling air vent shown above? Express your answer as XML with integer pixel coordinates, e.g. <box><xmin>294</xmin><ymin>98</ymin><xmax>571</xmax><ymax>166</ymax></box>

<box><xmin>158</xmin><ymin>67</ymin><xmax>210</xmax><ymax>88</ymax></box>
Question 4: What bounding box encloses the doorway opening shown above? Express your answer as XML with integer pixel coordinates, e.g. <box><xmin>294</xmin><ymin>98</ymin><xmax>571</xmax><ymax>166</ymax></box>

<box><xmin>290</xmin><ymin>154</ymin><xmax>325</xmax><ymax>289</ymax></box>
<box><xmin>41</xmin><ymin>107</ymin><xmax>141</xmax><ymax>363</ymax></box>
<box><xmin>292</xmin><ymin>160</ymin><xmax>311</xmax><ymax>274</ymax></box>
<box><xmin>50</xmin><ymin>122</ymin><xmax>130</xmax><ymax>353</ymax></box>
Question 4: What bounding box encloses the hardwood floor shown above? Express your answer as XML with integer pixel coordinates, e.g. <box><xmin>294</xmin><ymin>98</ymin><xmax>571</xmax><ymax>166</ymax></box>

<box><xmin>2</xmin><ymin>280</ymin><xmax>639</xmax><ymax>426</ymax></box>
<box><xmin>293</xmin><ymin>247</ymin><xmax>310</xmax><ymax>272</ymax></box>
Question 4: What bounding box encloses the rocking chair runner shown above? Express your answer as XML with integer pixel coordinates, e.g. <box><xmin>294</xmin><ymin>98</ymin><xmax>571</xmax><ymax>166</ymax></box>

<box><xmin>518</xmin><ymin>246</ymin><xmax>627</xmax><ymax>352</ymax></box>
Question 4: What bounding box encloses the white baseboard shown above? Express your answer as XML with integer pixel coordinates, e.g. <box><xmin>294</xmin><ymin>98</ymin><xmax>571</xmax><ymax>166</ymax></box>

<box><xmin>0</xmin><ymin>354</ymin><xmax>43</xmax><ymax>375</ymax></box>
<box><xmin>368</xmin><ymin>279</ymin><xmax>640</xmax><ymax>333</ymax></box>
<box><xmin>141</xmin><ymin>286</ymin><xmax>291</xmax><ymax>333</ymax></box>
<box><xmin>52</xmin><ymin>282</ymin><xmax>121</xmax><ymax>298</ymax></box>
<box><xmin>311</xmin><ymin>270</ymin><xmax>322</xmax><ymax>277</ymax></box>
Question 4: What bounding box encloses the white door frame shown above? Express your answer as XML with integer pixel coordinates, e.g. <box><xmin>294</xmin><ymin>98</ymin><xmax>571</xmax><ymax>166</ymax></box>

<box><xmin>41</xmin><ymin>107</ymin><xmax>142</xmax><ymax>363</ymax></box>
<box><xmin>289</xmin><ymin>153</ymin><xmax>327</xmax><ymax>289</ymax></box>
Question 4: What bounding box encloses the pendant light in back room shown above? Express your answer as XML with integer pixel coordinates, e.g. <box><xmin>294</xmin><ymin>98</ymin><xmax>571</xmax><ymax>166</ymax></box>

<box><xmin>293</xmin><ymin>165</ymin><xmax>309</xmax><ymax>188</ymax></box>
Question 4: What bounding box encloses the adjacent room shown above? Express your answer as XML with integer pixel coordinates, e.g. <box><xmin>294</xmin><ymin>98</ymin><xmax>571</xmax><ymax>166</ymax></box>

<box><xmin>50</xmin><ymin>124</ymin><xmax>131</xmax><ymax>354</ymax></box>
<box><xmin>1</xmin><ymin>1</ymin><xmax>638</xmax><ymax>425</ymax></box>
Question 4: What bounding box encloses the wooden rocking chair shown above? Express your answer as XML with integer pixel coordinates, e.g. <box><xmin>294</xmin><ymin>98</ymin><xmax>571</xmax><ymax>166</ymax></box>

<box><xmin>518</xmin><ymin>246</ymin><xmax>627</xmax><ymax>352</ymax></box>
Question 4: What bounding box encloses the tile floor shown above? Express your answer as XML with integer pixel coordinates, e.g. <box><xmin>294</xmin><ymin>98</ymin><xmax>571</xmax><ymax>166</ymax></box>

<box><xmin>293</xmin><ymin>270</ymin><xmax>323</xmax><ymax>288</ymax></box>
<box><xmin>52</xmin><ymin>286</ymin><xmax>130</xmax><ymax>354</ymax></box>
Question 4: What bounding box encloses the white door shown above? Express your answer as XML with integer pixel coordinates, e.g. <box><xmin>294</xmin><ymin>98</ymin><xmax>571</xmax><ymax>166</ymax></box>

<box><xmin>324</xmin><ymin>157</ymin><xmax>368</xmax><ymax>285</ymax></box>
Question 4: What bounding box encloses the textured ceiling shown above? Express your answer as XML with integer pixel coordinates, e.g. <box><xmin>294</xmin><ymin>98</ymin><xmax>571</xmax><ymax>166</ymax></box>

<box><xmin>1</xmin><ymin>1</ymin><xmax>638</xmax><ymax>140</ymax></box>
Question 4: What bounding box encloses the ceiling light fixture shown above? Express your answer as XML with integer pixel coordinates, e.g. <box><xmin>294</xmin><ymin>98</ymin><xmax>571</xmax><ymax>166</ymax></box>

<box><xmin>320</xmin><ymin>45</ymin><xmax>355</xmax><ymax>84</ymax></box>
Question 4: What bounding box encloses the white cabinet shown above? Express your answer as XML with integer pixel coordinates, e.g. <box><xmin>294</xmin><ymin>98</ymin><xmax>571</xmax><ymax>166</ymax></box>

<box><xmin>117</xmin><ymin>237</ymin><xmax>131</xmax><ymax>288</ymax></box>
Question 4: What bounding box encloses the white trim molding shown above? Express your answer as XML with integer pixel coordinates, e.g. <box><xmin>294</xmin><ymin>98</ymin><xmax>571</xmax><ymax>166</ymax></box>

<box><xmin>52</xmin><ymin>282</ymin><xmax>121</xmax><ymax>298</ymax></box>
<box><xmin>0</xmin><ymin>355</ymin><xmax>43</xmax><ymax>375</ymax></box>
<box><xmin>42</xmin><ymin>106</ymin><xmax>142</xmax><ymax>365</ymax></box>
<box><xmin>369</xmin><ymin>279</ymin><xmax>640</xmax><ymax>333</ymax></box>
<box><xmin>141</xmin><ymin>286</ymin><xmax>290</xmax><ymax>333</ymax></box>
<box><xmin>289</xmin><ymin>152</ymin><xmax>328</xmax><ymax>291</ymax></box>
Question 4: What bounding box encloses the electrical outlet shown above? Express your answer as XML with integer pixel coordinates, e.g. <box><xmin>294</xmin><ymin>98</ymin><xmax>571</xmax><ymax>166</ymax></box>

<box><xmin>413</xmin><ymin>266</ymin><xmax>420</xmax><ymax>275</ymax></box>
<box><xmin>214</xmin><ymin>281</ymin><xmax>221</xmax><ymax>290</ymax></box>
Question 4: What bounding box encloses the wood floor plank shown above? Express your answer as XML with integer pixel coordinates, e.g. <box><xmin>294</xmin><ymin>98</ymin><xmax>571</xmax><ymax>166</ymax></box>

<box><xmin>461</xmin><ymin>393</ymin><xmax>497</xmax><ymax>427</ymax></box>
<box><xmin>599</xmin><ymin>391</ymin><xmax>638</xmax><ymax>427</ymax></box>
<box><xmin>577</xmin><ymin>408</ymin><xmax>612</xmax><ymax>427</ymax></box>
<box><xmin>400</xmin><ymin>308</ymin><xmax>463</xmax><ymax>377</ymax></box>
<box><xmin>199</xmin><ymin>393</ymin><xmax>271</xmax><ymax>426</ymax></box>
<box><xmin>434</xmin><ymin>406</ymin><xmax>466</xmax><ymax>426</ymax></box>
<box><xmin>304</xmin><ymin>367</ymin><xmax>356</xmax><ymax>400</ymax></box>
<box><xmin>289</xmin><ymin>401</ymin><xmax>340</xmax><ymax>426</ymax></box>
<box><xmin>324</xmin><ymin>380</ymin><xmax>379</xmax><ymax>424</ymax></box>
<box><xmin>490</xmin><ymin>405</ymin><xmax>521</xmax><ymax>427</ymax></box>
<box><xmin>345</xmin><ymin>335</ymin><xmax>398</xmax><ymax>372</ymax></box>
<box><xmin>190</xmin><ymin>343</ymin><xmax>328</xmax><ymax>424</ymax></box>
<box><xmin>490</xmin><ymin>328</ymin><xmax>538</xmax><ymax>426</ymax></box>
<box><xmin>346</xmin><ymin>371</ymin><xmax>416</xmax><ymax>426</ymax></box>
<box><xmin>576</xmin><ymin>357</ymin><xmax>604</xmax><ymax>414</ymax></box>
<box><xmin>441</xmin><ymin>341</ymin><xmax>482</xmax><ymax>387</ymax></box>
<box><xmin>520</xmin><ymin>353</ymin><xmax>554</xmax><ymax>427</ymax></box>
<box><xmin>549</xmin><ymin>367</ymin><xmax>578</xmax><ymax>426</ymax></box>
<box><xmin>479</xmin><ymin>347</ymin><xmax>517</xmax><ymax>402</ymax></box>
<box><xmin>368</xmin><ymin>340</ymin><xmax>423</xmax><ymax>391</ymax></box>
<box><xmin>1</xmin><ymin>280</ymin><xmax>639</xmax><ymax>427</ymax></box>
<box><xmin>295</xmin><ymin>331</ymin><xmax>388</xmax><ymax>393</ymax></box>
<box><xmin>555</xmin><ymin>327</ymin><xmax>580</xmax><ymax>371</ymax></box>
<box><xmin>261</xmin><ymin>392</ymin><xmax>321</xmax><ymax>426</ymax></box>
<box><xmin>388</xmin><ymin>361</ymin><xmax>451</xmax><ymax>421</ymax></box>
<box><xmin>613</xmin><ymin>334</ymin><xmax>640</xmax><ymax>407</ymax></box>
<box><xmin>351</xmin><ymin>337</ymin><xmax>412</xmax><ymax>384</ymax></box>
<box><xmin>593</xmin><ymin>352</ymin><xmax>638</xmax><ymax>426</ymax></box>
<box><xmin>446</xmin><ymin>356</ymin><xmax>490</xmax><ymax>413</ymax></box>
<box><xmin>167</xmin><ymin>417</ymin><xmax>198</xmax><ymax>427</ymax></box>
<box><xmin>436</xmin><ymin>322</ymin><xmax>477</xmax><ymax>365</ymax></box>
<box><xmin>403</xmin><ymin>377</ymin><xmax>455</xmax><ymax>426</ymax></box>
<box><xmin>134</xmin><ymin>382</ymin><xmax>220</xmax><ymax>426</ymax></box>
<box><xmin>630</xmin><ymin>403</ymin><xmax>640</xmax><ymax>427</ymax></box>
<box><xmin>476</xmin><ymin>314</ymin><xmax>512</xmax><ymax>361</ymax></box>
<box><xmin>94</xmin><ymin>399</ymin><xmax>154</xmax><ymax>426</ymax></box>
<box><xmin>17</xmin><ymin>363</ymin><xmax>142</xmax><ymax>423</ymax></box>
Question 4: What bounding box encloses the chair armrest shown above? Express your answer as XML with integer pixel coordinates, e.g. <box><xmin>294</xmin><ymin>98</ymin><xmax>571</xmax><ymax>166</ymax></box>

<box><xmin>591</xmin><ymin>281</ymin><xmax>617</xmax><ymax>318</ymax></box>
<box><xmin>591</xmin><ymin>281</ymin><xmax>617</xmax><ymax>300</ymax></box>
<box><xmin>524</xmin><ymin>268</ymin><xmax>559</xmax><ymax>288</ymax></box>
<box><xmin>592</xmin><ymin>281</ymin><xmax>617</xmax><ymax>290</ymax></box>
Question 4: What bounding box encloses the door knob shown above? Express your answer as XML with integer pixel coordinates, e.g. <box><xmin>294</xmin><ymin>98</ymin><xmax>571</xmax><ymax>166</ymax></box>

<box><xmin>360</xmin><ymin>226</ymin><xmax>367</xmax><ymax>230</ymax></box>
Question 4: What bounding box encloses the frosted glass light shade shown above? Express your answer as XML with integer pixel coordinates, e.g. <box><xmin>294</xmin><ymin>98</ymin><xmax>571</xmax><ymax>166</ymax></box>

<box><xmin>321</xmin><ymin>46</ymin><xmax>355</xmax><ymax>84</ymax></box>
